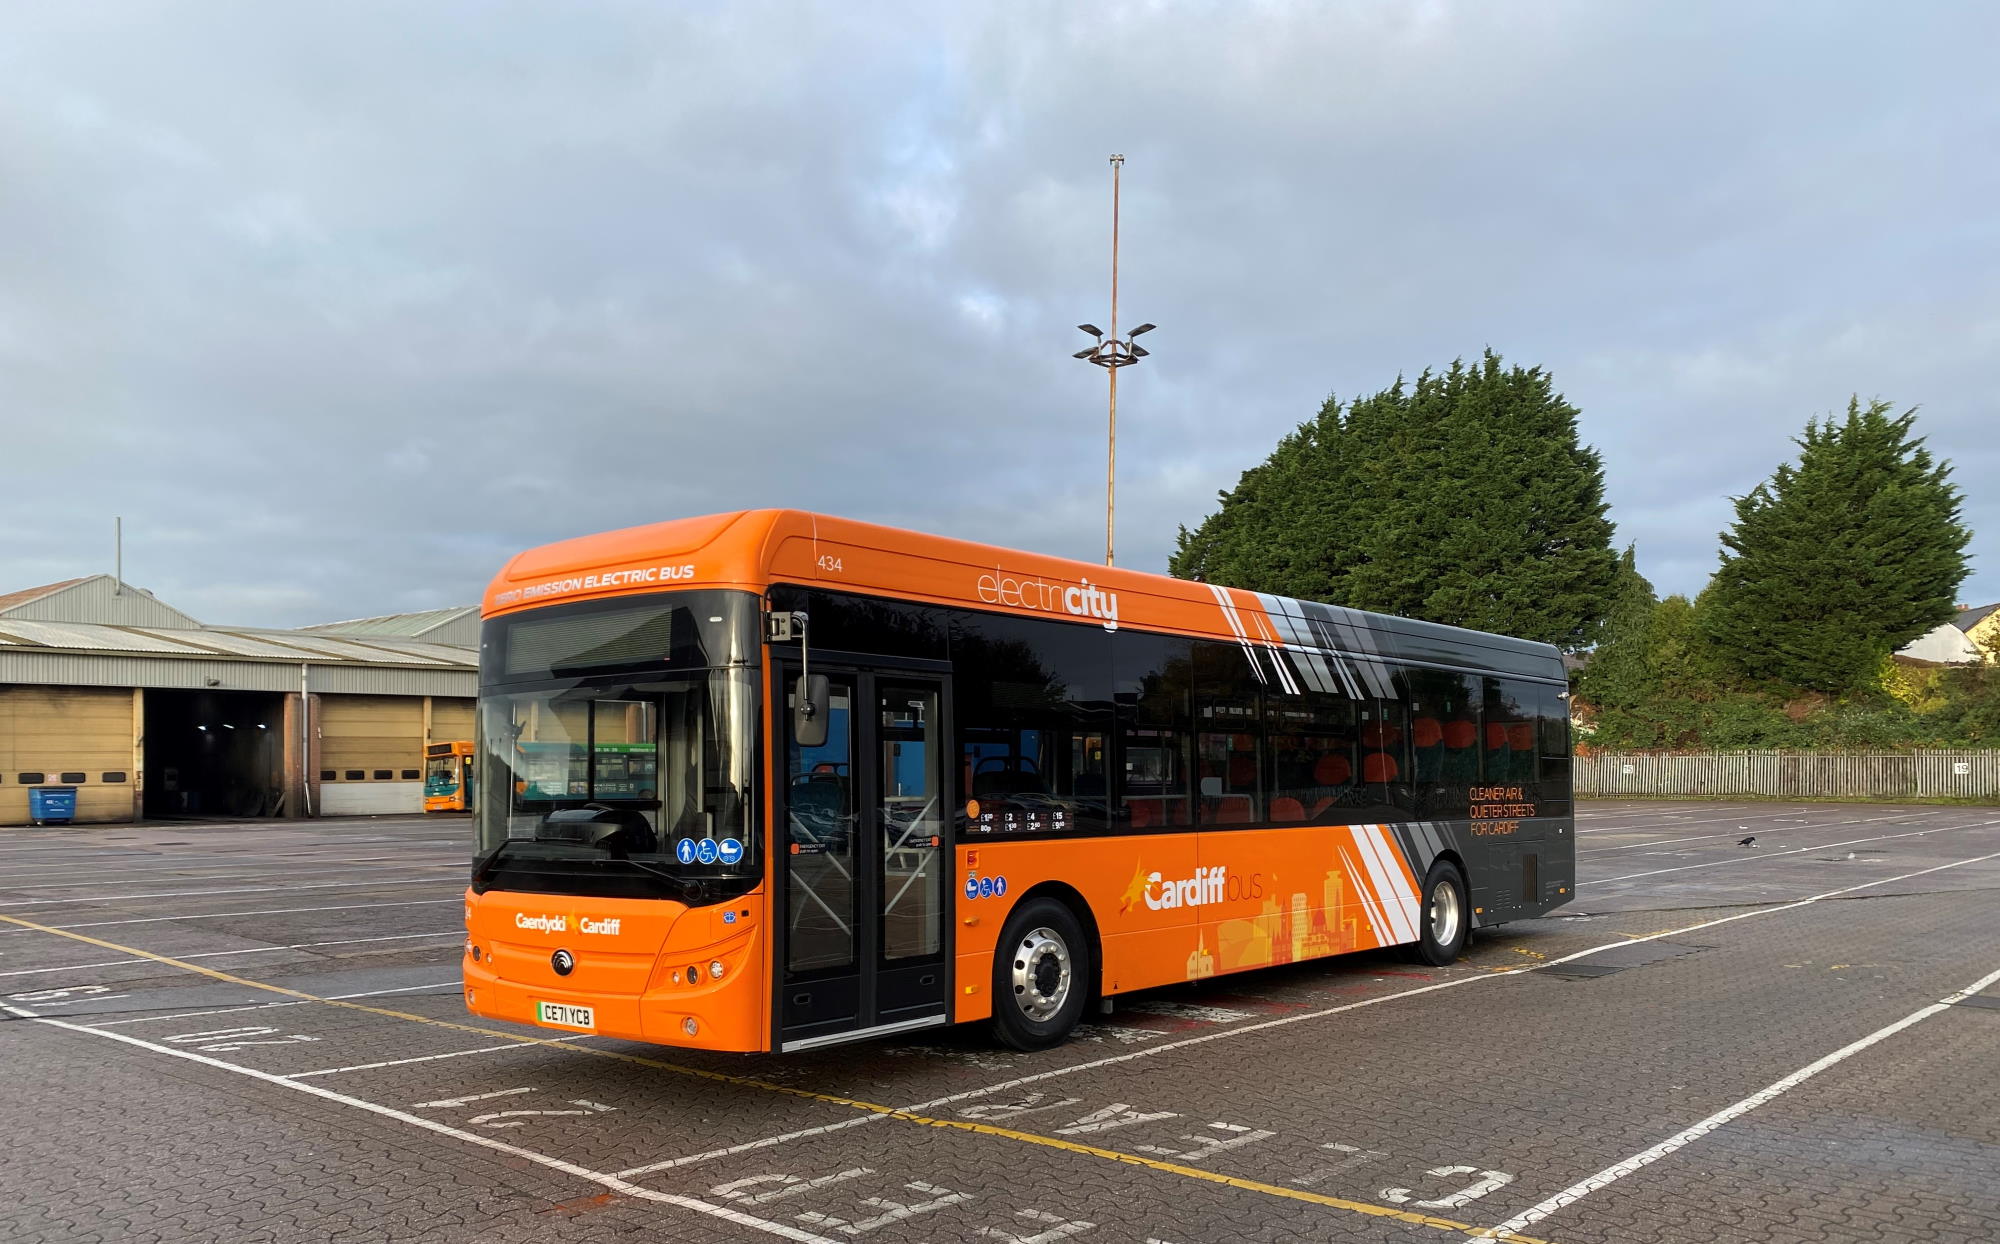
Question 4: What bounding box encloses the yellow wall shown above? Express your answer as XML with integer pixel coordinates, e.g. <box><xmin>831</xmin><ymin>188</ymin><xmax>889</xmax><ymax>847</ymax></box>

<box><xmin>0</xmin><ymin>687</ymin><xmax>137</xmax><ymax>825</ymax></box>
<box><xmin>1970</xmin><ymin>613</ymin><xmax>2000</xmax><ymax>663</ymax></box>
<box><xmin>319</xmin><ymin>695</ymin><xmax>425</xmax><ymax>782</ymax></box>
<box><xmin>429</xmin><ymin>697</ymin><xmax>475</xmax><ymax>744</ymax></box>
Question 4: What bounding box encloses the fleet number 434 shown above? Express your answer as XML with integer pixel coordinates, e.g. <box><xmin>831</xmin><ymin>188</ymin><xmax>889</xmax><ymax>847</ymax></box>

<box><xmin>816</xmin><ymin>555</ymin><xmax>843</xmax><ymax>574</ymax></box>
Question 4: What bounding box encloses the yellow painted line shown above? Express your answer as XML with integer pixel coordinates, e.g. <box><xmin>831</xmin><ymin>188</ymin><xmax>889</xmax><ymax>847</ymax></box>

<box><xmin>0</xmin><ymin>913</ymin><xmax>889</xmax><ymax>1112</ymax></box>
<box><xmin>888</xmin><ymin>1112</ymin><xmax>1557</xmax><ymax>1242</ymax></box>
<box><xmin>0</xmin><ymin>912</ymin><xmax>1555</xmax><ymax>1243</ymax></box>
<box><xmin>1511</xmin><ymin>947</ymin><xmax>1547</xmax><ymax>961</ymax></box>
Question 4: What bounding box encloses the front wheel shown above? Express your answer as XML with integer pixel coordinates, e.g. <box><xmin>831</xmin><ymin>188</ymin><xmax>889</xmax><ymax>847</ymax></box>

<box><xmin>1412</xmin><ymin>861</ymin><xmax>1470</xmax><ymax>966</ymax></box>
<box><xmin>990</xmin><ymin>898</ymin><xmax>1091</xmax><ymax>1051</ymax></box>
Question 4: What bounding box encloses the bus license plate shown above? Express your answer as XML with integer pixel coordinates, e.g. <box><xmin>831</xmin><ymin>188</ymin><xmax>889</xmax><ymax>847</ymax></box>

<box><xmin>535</xmin><ymin>1001</ymin><xmax>594</xmax><ymax>1031</ymax></box>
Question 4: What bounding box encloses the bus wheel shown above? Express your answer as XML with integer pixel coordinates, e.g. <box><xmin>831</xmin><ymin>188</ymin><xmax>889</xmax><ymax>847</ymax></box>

<box><xmin>992</xmin><ymin>898</ymin><xmax>1090</xmax><ymax>1051</ymax></box>
<box><xmin>1414</xmin><ymin>861</ymin><xmax>1469</xmax><ymax>966</ymax></box>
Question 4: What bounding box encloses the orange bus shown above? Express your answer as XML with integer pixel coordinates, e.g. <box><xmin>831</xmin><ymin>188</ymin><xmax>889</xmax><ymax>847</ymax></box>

<box><xmin>464</xmin><ymin>510</ymin><xmax>1574</xmax><ymax>1052</ymax></box>
<box><xmin>423</xmin><ymin>741</ymin><xmax>475</xmax><ymax>813</ymax></box>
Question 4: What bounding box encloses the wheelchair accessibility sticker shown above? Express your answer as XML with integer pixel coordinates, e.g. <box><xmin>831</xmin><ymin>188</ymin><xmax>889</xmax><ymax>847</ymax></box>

<box><xmin>964</xmin><ymin>875</ymin><xmax>1008</xmax><ymax>901</ymax></box>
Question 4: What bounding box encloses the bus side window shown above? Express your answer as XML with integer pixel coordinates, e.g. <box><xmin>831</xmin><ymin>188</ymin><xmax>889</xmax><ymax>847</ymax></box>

<box><xmin>1112</xmin><ymin>631</ymin><xmax>1193</xmax><ymax>830</ymax></box>
<box><xmin>951</xmin><ymin>611</ymin><xmax>1113</xmax><ymax>835</ymax></box>
<box><xmin>1193</xmin><ymin>641</ymin><xmax>1262</xmax><ymax>826</ymax></box>
<box><xmin>1405</xmin><ymin>668</ymin><xmax>1476</xmax><ymax>820</ymax></box>
<box><xmin>1264</xmin><ymin>686</ymin><xmax>1354</xmax><ymax>824</ymax></box>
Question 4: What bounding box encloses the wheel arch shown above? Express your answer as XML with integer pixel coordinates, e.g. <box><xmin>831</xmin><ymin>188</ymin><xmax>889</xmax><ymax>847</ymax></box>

<box><xmin>1006</xmin><ymin>880</ymin><xmax>1104</xmax><ymax>996</ymax></box>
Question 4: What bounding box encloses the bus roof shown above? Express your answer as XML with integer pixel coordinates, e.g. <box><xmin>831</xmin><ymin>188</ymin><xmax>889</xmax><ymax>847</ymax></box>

<box><xmin>483</xmin><ymin>509</ymin><xmax>1564</xmax><ymax>680</ymax></box>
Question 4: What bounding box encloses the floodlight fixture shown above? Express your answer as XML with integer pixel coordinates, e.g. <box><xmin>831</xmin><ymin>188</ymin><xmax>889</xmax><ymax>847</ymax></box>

<box><xmin>1077</xmin><ymin>323</ymin><xmax>1103</xmax><ymax>337</ymax></box>
<box><xmin>1130</xmin><ymin>323</ymin><xmax>1156</xmax><ymax>336</ymax></box>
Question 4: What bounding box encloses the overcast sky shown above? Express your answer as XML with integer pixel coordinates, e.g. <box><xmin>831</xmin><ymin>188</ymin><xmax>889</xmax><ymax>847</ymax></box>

<box><xmin>2</xmin><ymin>2</ymin><xmax>1994</xmax><ymax>628</ymax></box>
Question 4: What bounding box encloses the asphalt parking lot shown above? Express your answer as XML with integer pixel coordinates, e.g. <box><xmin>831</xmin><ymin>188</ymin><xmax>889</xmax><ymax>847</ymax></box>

<box><xmin>1</xmin><ymin>800</ymin><xmax>1996</xmax><ymax>1244</ymax></box>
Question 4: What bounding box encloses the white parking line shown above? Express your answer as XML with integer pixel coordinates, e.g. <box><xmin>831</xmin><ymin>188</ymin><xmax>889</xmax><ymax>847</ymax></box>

<box><xmin>1</xmin><ymin>1009</ymin><xmax>844</xmax><ymax>1244</ymax></box>
<box><xmin>1575</xmin><ymin>807</ymin><xmax>1815</xmax><ymax>834</ymax></box>
<box><xmin>0</xmin><ymin>876</ymin><xmax>459</xmax><ymax>908</ymax></box>
<box><xmin>80</xmin><ymin>980</ymin><xmax>463</xmax><ymax>1028</ymax></box>
<box><xmin>617</xmin><ymin>845</ymin><xmax>2000</xmax><ymax>1180</ymax></box>
<box><xmin>1477</xmin><ymin>962</ymin><xmax>2000</xmax><ymax>1240</ymax></box>
<box><xmin>0</xmin><ymin>864</ymin><xmax>462</xmax><ymax>892</ymax></box>
<box><xmin>1576</xmin><ymin>810</ymin><xmax>1940</xmax><ymax>856</ymax></box>
<box><xmin>286</xmin><ymin>1034</ymin><xmax>608</xmax><ymax>1080</ymax></box>
<box><xmin>0</xmin><ymin>852</ymin><xmax>463</xmax><ymax>881</ymax></box>
<box><xmin>28</xmin><ymin>897</ymin><xmax>463</xmax><ymax>933</ymax></box>
<box><xmin>1590</xmin><ymin>820</ymin><xmax>1987</xmax><ymax>885</ymax></box>
<box><xmin>0</xmin><ymin>930</ymin><xmax>462</xmax><ymax>977</ymax></box>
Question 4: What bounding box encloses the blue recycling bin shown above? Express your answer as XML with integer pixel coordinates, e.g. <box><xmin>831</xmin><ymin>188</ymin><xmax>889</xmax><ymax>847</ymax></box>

<box><xmin>28</xmin><ymin>786</ymin><xmax>77</xmax><ymax>825</ymax></box>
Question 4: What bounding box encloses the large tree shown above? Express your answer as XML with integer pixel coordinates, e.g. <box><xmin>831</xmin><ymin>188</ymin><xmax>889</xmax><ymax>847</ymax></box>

<box><xmin>1700</xmin><ymin>398</ymin><xmax>1970</xmax><ymax>693</ymax></box>
<box><xmin>1574</xmin><ymin>546</ymin><xmax>1658</xmax><ymax>710</ymax></box>
<box><xmin>1170</xmin><ymin>351</ymin><xmax>1619</xmax><ymax>649</ymax></box>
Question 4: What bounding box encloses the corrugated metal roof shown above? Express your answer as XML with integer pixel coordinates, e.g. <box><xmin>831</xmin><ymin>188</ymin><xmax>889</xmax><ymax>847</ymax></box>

<box><xmin>0</xmin><ymin>620</ymin><xmax>211</xmax><ymax>654</ymax></box>
<box><xmin>0</xmin><ymin>619</ymin><xmax>472</xmax><ymax>669</ymax></box>
<box><xmin>0</xmin><ymin>578</ymin><xmax>87</xmax><ymax>613</ymax></box>
<box><xmin>299</xmin><ymin>605</ymin><xmax>478</xmax><ymax>637</ymax></box>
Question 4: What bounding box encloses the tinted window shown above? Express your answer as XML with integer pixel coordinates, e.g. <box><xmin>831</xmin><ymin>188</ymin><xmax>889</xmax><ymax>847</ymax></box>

<box><xmin>771</xmin><ymin>586</ymin><xmax>948</xmax><ymax>661</ymax></box>
<box><xmin>1112</xmin><ymin>630</ymin><xmax>1193</xmax><ymax>830</ymax></box>
<box><xmin>1265</xmin><ymin>685</ymin><xmax>1357</xmax><ymax>824</ymax></box>
<box><xmin>954</xmin><ymin>611</ymin><xmax>1112</xmax><ymax>835</ymax></box>
<box><xmin>484</xmin><ymin>589</ymin><xmax>758</xmax><ymax>683</ymax></box>
<box><xmin>1406</xmin><ymin>668</ymin><xmax>1480</xmax><ymax>820</ymax></box>
<box><xmin>1481</xmin><ymin>677</ymin><xmax>1541</xmax><ymax>791</ymax></box>
<box><xmin>1194</xmin><ymin>642</ymin><xmax>1262</xmax><ymax>825</ymax></box>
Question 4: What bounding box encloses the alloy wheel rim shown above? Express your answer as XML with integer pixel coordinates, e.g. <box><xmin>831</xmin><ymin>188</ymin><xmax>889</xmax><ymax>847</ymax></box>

<box><xmin>1010</xmin><ymin>926</ymin><xmax>1073</xmax><ymax>1022</ymax></box>
<box><xmin>1429</xmin><ymin>878</ymin><xmax>1461</xmax><ymax>947</ymax></box>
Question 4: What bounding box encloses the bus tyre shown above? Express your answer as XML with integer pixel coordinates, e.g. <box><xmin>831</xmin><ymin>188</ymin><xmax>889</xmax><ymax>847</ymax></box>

<box><xmin>1413</xmin><ymin>861</ymin><xmax>1469</xmax><ymax>966</ymax></box>
<box><xmin>992</xmin><ymin>898</ymin><xmax>1090</xmax><ymax>1051</ymax></box>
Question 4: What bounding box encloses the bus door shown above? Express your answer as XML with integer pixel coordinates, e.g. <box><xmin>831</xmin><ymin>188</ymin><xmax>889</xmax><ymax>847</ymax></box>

<box><xmin>776</xmin><ymin>667</ymin><xmax>951</xmax><ymax>1050</ymax></box>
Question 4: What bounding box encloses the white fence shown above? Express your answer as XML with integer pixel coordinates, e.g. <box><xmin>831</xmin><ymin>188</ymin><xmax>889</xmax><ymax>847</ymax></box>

<box><xmin>1574</xmin><ymin>750</ymin><xmax>2000</xmax><ymax>801</ymax></box>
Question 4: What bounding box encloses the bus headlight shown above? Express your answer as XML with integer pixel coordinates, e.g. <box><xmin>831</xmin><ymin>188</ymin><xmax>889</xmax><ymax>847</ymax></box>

<box><xmin>709</xmin><ymin>960</ymin><xmax>725</xmax><ymax>980</ymax></box>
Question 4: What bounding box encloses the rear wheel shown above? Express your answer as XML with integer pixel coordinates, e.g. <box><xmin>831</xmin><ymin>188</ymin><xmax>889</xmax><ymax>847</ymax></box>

<box><xmin>1413</xmin><ymin>861</ymin><xmax>1469</xmax><ymax>966</ymax></box>
<box><xmin>990</xmin><ymin>898</ymin><xmax>1090</xmax><ymax>1051</ymax></box>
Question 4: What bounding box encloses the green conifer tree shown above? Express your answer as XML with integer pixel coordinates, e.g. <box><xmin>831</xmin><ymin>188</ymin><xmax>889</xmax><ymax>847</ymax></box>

<box><xmin>1171</xmin><ymin>351</ymin><xmax>1618</xmax><ymax>649</ymax></box>
<box><xmin>1575</xmin><ymin>546</ymin><xmax>1657</xmax><ymax>710</ymax></box>
<box><xmin>1701</xmin><ymin>398</ymin><xmax>1970</xmax><ymax>693</ymax></box>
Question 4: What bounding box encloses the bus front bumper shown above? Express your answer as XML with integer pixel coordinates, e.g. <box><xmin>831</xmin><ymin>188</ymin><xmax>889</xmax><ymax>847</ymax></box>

<box><xmin>461</xmin><ymin>888</ymin><xmax>770</xmax><ymax>1053</ymax></box>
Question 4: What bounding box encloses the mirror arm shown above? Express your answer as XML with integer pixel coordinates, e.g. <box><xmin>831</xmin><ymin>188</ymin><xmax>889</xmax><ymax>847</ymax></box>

<box><xmin>793</xmin><ymin>611</ymin><xmax>812</xmax><ymax>720</ymax></box>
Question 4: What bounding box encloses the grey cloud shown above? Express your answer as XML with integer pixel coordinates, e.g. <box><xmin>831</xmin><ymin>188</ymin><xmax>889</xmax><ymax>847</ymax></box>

<box><xmin>0</xmin><ymin>1</ymin><xmax>1993</xmax><ymax>626</ymax></box>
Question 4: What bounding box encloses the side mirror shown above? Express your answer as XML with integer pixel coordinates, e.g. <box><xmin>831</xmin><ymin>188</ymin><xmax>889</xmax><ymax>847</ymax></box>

<box><xmin>794</xmin><ymin>674</ymin><xmax>830</xmax><ymax>748</ymax></box>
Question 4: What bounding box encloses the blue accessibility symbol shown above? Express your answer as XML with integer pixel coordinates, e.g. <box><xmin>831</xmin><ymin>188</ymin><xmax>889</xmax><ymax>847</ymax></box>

<box><xmin>695</xmin><ymin>839</ymin><xmax>720</xmax><ymax>865</ymax></box>
<box><xmin>716</xmin><ymin>838</ymin><xmax>744</xmax><ymax>865</ymax></box>
<box><xmin>977</xmin><ymin>876</ymin><xmax>995</xmax><ymax>899</ymax></box>
<box><xmin>964</xmin><ymin>876</ymin><xmax>980</xmax><ymax>901</ymax></box>
<box><xmin>993</xmin><ymin>876</ymin><xmax>1007</xmax><ymax>898</ymax></box>
<box><xmin>675</xmin><ymin>838</ymin><xmax>697</xmax><ymax>865</ymax></box>
<box><xmin>722</xmin><ymin>911</ymin><xmax>737</xmax><ymax>925</ymax></box>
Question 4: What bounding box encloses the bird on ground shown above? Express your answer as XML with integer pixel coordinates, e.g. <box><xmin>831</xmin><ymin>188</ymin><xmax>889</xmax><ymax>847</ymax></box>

<box><xmin>1738</xmin><ymin>836</ymin><xmax>1757</xmax><ymax>846</ymax></box>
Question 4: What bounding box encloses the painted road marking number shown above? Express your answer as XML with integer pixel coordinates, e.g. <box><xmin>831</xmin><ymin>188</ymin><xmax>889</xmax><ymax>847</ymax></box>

<box><xmin>1381</xmin><ymin>1165</ymin><xmax>1515</xmax><ymax>1209</ymax></box>
<box><xmin>8</xmin><ymin>984</ymin><xmax>128</xmax><ymax>1007</ymax></box>
<box><xmin>412</xmin><ymin>1085</ymin><xmax>616</xmax><ymax>1130</ymax></box>
<box><xmin>163</xmin><ymin>1025</ymin><xmax>319</xmax><ymax>1052</ymax></box>
<box><xmin>536</xmin><ymin>1000</ymin><xmax>595</xmax><ymax>1030</ymax></box>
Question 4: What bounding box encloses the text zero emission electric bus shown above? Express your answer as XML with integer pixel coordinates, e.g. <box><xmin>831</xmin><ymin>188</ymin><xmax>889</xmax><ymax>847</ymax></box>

<box><xmin>464</xmin><ymin>510</ymin><xmax>1574</xmax><ymax>1052</ymax></box>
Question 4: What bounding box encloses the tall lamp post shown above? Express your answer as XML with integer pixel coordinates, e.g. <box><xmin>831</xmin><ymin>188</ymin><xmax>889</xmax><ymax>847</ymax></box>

<box><xmin>1074</xmin><ymin>153</ymin><xmax>1154</xmax><ymax>568</ymax></box>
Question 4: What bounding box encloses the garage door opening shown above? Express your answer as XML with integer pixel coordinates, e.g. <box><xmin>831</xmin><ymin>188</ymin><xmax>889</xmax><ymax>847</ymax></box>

<box><xmin>143</xmin><ymin>690</ymin><xmax>286</xmax><ymax>817</ymax></box>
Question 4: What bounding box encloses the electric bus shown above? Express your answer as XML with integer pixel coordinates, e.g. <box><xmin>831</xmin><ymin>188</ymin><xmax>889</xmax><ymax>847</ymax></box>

<box><xmin>464</xmin><ymin>510</ymin><xmax>1574</xmax><ymax>1052</ymax></box>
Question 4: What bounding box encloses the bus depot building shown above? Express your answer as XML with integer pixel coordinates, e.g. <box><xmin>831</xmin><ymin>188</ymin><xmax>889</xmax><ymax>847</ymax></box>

<box><xmin>0</xmin><ymin>575</ymin><xmax>476</xmax><ymax>826</ymax></box>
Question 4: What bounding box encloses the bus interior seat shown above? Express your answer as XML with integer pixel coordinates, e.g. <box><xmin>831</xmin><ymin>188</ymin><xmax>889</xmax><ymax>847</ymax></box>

<box><xmin>1210</xmin><ymin>795</ymin><xmax>1254</xmax><ymax>824</ymax></box>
